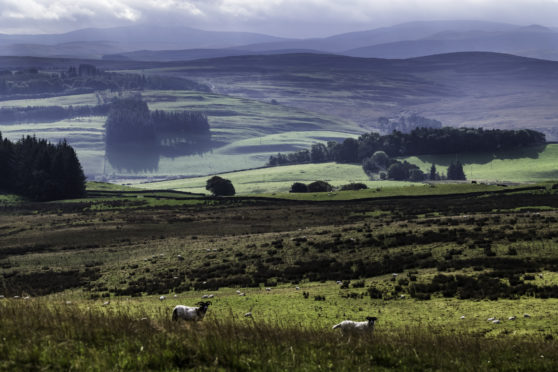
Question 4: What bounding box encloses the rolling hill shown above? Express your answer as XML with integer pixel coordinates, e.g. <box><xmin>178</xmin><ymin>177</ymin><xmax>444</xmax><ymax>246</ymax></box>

<box><xmin>139</xmin><ymin>52</ymin><xmax>558</xmax><ymax>140</ymax></box>
<box><xmin>345</xmin><ymin>25</ymin><xmax>558</xmax><ymax>60</ymax></box>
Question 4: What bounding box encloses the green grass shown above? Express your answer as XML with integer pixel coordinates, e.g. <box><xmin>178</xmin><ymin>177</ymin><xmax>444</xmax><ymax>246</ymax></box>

<box><xmin>136</xmin><ymin>162</ymin><xmax>420</xmax><ymax>195</ymax></box>
<box><xmin>1</xmin><ymin>291</ymin><xmax>556</xmax><ymax>371</ymax></box>
<box><xmin>404</xmin><ymin>144</ymin><xmax>558</xmax><ymax>183</ymax></box>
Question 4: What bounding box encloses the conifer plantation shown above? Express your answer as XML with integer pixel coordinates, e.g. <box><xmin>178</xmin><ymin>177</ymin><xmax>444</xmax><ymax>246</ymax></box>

<box><xmin>0</xmin><ymin>133</ymin><xmax>85</xmax><ymax>201</ymax></box>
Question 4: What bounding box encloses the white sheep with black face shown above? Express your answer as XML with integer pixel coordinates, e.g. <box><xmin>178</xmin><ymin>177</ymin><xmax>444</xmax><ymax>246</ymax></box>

<box><xmin>172</xmin><ymin>301</ymin><xmax>211</xmax><ymax>321</ymax></box>
<box><xmin>333</xmin><ymin>316</ymin><xmax>377</xmax><ymax>332</ymax></box>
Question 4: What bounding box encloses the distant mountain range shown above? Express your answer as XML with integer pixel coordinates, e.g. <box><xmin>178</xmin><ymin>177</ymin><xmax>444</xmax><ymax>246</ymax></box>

<box><xmin>1</xmin><ymin>20</ymin><xmax>558</xmax><ymax>61</ymax></box>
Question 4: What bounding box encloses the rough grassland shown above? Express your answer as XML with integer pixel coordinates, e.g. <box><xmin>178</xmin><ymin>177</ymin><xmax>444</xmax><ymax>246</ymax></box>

<box><xmin>136</xmin><ymin>162</ymin><xmax>419</xmax><ymax>195</ymax></box>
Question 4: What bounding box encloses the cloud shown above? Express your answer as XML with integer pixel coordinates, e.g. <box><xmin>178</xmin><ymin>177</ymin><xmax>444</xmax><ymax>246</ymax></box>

<box><xmin>0</xmin><ymin>0</ymin><xmax>557</xmax><ymax>36</ymax></box>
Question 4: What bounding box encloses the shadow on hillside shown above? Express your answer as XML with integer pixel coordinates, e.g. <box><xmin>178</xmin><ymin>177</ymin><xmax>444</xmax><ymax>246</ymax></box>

<box><xmin>414</xmin><ymin>144</ymin><xmax>547</xmax><ymax>166</ymax></box>
<box><xmin>105</xmin><ymin>138</ymin><xmax>225</xmax><ymax>173</ymax></box>
<box><xmin>105</xmin><ymin>144</ymin><xmax>160</xmax><ymax>172</ymax></box>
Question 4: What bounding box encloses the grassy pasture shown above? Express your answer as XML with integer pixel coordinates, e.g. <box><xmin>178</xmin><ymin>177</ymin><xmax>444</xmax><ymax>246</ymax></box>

<box><xmin>3</xmin><ymin>184</ymin><xmax>558</xmax><ymax>369</ymax></box>
<box><xmin>136</xmin><ymin>162</ymin><xmax>419</xmax><ymax>195</ymax></box>
<box><xmin>2</xmin><ymin>297</ymin><xmax>556</xmax><ymax>371</ymax></box>
<box><xmin>404</xmin><ymin>144</ymin><xmax>558</xmax><ymax>183</ymax></box>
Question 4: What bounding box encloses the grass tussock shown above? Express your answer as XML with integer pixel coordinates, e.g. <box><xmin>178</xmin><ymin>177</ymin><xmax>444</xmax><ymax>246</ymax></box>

<box><xmin>0</xmin><ymin>299</ymin><xmax>556</xmax><ymax>371</ymax></box>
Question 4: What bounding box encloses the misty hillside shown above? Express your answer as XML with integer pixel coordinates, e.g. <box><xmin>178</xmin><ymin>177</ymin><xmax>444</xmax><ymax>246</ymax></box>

<box><xmin>3</xmin><ymin>20</ymin><xmax>557</xmax><ymax>61</ymax></box>
<box><xmin>345</xmin><ymin>25</ymin><xmax>558</xmax><ymax>60</ymax></box>
<box><xmin>152</xmin><ymin>52</ymin><xmax>558</xmax><ymax>139</ymax></box>
<box><xmin>0</xmin><ymin>24</ymin><xmax>288</xmax><ymax>58</ymax></box>
<box><xmin>237</xmin><ymin>20</ymin><xmax>516</xmax><ymax>53</ymax></box>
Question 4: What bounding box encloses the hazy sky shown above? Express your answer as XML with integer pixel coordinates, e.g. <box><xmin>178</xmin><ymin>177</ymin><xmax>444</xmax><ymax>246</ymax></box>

<box><xmin>1</xmin><ymin>0</ymin><xmax>558</xmax><ymax>37</ymax></box>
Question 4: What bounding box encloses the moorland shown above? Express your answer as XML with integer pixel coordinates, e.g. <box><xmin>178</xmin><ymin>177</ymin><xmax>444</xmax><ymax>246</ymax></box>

<box><xmin>1</xmin><ymin>32</ymin><xmax>558</xmax><ymax>370</ymax></box>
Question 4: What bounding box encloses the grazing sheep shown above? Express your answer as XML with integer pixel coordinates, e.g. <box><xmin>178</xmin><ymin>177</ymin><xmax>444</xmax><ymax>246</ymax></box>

<box><xmin>487</xmin><ymin>317</ymin><xmax>495</xmax><ymax>322</ymax></box>
<box><xmin>333</xmin><ymin>317</ymin><xmax>377</xmax><ymax>332</ymax></box>
<box><xmin>236</xmin><ymin>290</ymin><xmax>241</xmax><ymax>294</ymax></box>
<box><xmin>295</xmin><ymin>286</ymin><xmax>300</xmax><ymax>290</ymax></box>
<box><xmin>336</xmin><ymin>281</ymin><xmax>342</xmax><ymax>285</ymax></box>
<box><xmin>508</xmin><ymin>316</ymin><xmax>516</xmax><ymax>321</ymax></box>
<box><xmin>201</xmin><ymin>295</ymin><xmax>210</xmax><ymax>299</ymax></box>
<box><xmin>172</xmin><ymin>301</ymin><xmax>211</xmax><ymax>321</ymax></box>
<box><xmin>238</xmin><ymin>292</ymin><xmax>246</xmax><ymax>296</ymax></box>
<box><xmin>244</xmin><ymin>312</ymin><xmax>253</xmax><ymax>318</ymax></box>
<box><xmin>208</xmin><ymin>294</ymin><xmax>215</xmax><ymax>299</ymax></box>
<box><xmin>524</xmin><ymin>313</ymin><xmax>531</xmax><ymax>318</ymax></box>
<box><xmin>492</xmin><ymin>319</ymin><xmax>501</xmax><ymax>324</ymax></box>
<box><xmin>102</xmin><ymin>301</ymin><xmax>110</xmax><ymax>306</ymax></box>
<box><xmin>159</xmin><ymin>295</ymin><xmax>166</xmax><ymax>301</ymax></box>
<box><xmin>265</xmin><ymin>288</ymin><xmax>271</xmax><ymax>292</ymax></box>
<box><xmin>460</xmin><ymin>316</ymin><xmax>466</xmax><ymax>320</ymax></box>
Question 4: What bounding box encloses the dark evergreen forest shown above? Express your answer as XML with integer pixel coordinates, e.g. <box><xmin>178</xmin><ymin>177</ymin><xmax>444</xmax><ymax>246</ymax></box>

<box><xmin>0</xmin><ymin>133</ymin><xmax>86</xmax><ymax>201</ymax></box>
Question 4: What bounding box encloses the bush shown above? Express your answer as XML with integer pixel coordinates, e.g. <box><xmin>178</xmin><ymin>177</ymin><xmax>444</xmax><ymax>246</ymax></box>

<box><xmin>290</xmin><ymin>182</ymin><xmax>308</xmax><ymax>193</ymax></box>
<box><xmin>340</xmin><ymin>183</ymin><xmax>368</xmax><ymax>191</ymax></box>
<box><xmin>206</xmin><ymin>176</ymin><xmax>235</xmax><ymax>196</ymax></box>
<box><xmin>307</xmin><ymin>181</ymin><xmax>333</xmax><ymax>193</ymax></box>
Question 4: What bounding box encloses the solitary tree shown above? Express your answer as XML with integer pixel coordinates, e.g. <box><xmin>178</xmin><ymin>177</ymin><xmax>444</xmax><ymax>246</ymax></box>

<box><xmin>206</xmin><ymin>176</ymin><xmax>235</xmax><ymax>196</ymax></box>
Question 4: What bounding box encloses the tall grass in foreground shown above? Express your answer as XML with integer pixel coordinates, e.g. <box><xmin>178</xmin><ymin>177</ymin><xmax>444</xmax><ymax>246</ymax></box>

<box><xmin>0</xmin><ymin>300</ymin><xmax>556</xmax><ymax>371</ymax></box>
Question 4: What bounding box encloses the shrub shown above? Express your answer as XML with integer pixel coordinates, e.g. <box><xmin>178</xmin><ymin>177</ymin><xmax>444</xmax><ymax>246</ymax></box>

<box><xmin>340</xmin><ymin>183</ymin><xmax>368</xmax><ymax>191</ymax></box>
<box><xmin>206</xmin><ymin>176</ymin><xmax>235</xmax><ymax>196</ymax></box>
<box><xmin>290</xmin><ymin>182</ymin><xmax>308</xmax><ymax>193</ymax></box>
<box><xmin>307</xmin><ymin>181</ymin><xmax>333</xmax><ymax>193</ymax></box>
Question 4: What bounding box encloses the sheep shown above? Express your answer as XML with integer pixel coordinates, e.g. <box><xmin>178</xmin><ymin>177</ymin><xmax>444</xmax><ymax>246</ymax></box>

<box><xmin>265</xmin><ymin>288</ymin><xmax>271</xmax><ymax>292</ymax></box>
<box><xmin>524</xmin><ymin>313</ymin><xmax>531</xmax><ymax>318</ymax></box>
<box><xmin>172</xmin><ymin>301</ymin><xmax>211</xmax><ymax>321</ymax></box>
<box><xmin>492</xmin><ymin>319</ymin><xmax>501</xmax><ymax>324</ymax></box>
<box><xmin>159</xmin><ymin>295</ymin><xmax>166</xmax><ymax>301</ymax></box>
<box><xmin>508</xmin><ymin>316</ymin><xmax>516</xmax><ymax>321</ymax></box>
<box><xmin>244</xmin><ymin>312</ymin><xmax>253</xmax><ymax>318</ymax></box>
<box><xmin>332</xmin><ymin>316</ymin><xmax>377</xmax><ymax>332</ymax></box>
<box><xmin>460</xmin><ymin>315</ymin><xmax>466</xmax><ymax>320</ymax></box>
<box><xmin>295</xmin><ymin>286</ymin><xmax>300</xmax><ymax>290</ymax></box>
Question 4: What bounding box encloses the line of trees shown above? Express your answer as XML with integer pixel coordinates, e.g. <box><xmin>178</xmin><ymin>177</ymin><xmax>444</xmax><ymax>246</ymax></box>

<box><xmin>0</xmin><ymin>133</ymin><xmax>86</xmax><ymax>201</ymax></box>
<box><xmin>104</xmin><ymin>98</ymin><xmax>211</xmax><ymax>147</ymax></box>
<box><xmin>268</xmin><ymin>127</ymin><xmax>546</xmax><ymax>166</ymax></box>
<box><xmin>0</xmin><ymin>65</ymin><xmax>209</xmax><ymax>98</ymax></box>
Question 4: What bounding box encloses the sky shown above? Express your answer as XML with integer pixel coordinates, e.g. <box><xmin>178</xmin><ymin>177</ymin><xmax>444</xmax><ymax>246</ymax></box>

<box><xmin>1</xmin><ymin>0</ymin><xmax>558</xmax><ymax>37</ymax></box>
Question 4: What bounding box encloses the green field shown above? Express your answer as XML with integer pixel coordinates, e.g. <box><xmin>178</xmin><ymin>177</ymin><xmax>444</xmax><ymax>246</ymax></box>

<box><xmin>0</xmin><ymin>90</ymin><xmax>363</xmax><ymax>181</ymax></box>
<box><xmin>404</xmin><ymin>144</ymin><xmax>558</xmax><ymax>183</ymax></box>
<box><xmin>136</xmin><ymin>144</ymin><xmax>558</xmax><ymax>195</ymax></box>
<box><xmin>136</xmin><ymin>162</ymin><xmax>419</xmax><ymax>195</ymax></box>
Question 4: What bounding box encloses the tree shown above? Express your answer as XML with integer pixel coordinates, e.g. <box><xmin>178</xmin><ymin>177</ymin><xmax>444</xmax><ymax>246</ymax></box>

<box><xmin>447</xmin><ymin>161</ymin><xmax>466</xmax><ymax>180</ymax></box>
<box><xmin>429</xmin><ymin>164</ymin><xmax>437</xmax><ymax>181</ymax></box>
<box><xmin>370</xmin><ymin>151</ymin><xmax>389</xmax><ymax>169</ymax></box>
<box><xmin>409</xmin><ymin>169</ymin><xmax>426</xmax><ymax>182</ymax></box>
<box><xmin>290</xmin><ymin>182</ymin><xmax>308</xmax><ymax>193</ymax></box>
<box><xmin>387</xmin><ymin>162</ymin><xmax>408</xmax><ymax>180</ymax></box>
<box><xmin>310</xmin><ymin>143</ymin><xmax>329</xmax><ymax>163</ymax></box>
<box><xmin>336</xmin><ymin>138</ymin><xmax>359</xmax><ymax>163</ymax></box>
<box><xmin>307</xmin><ymin>181</ymin><xmax>333</xmax><ymax>193</ymax></box>
<box><xmin>206</xmin><ymin>176</ymin><xmax>235</xmax><ymax>196</ymax></box>
<box><xmin>362</xmin><ymin>157</ymin><xmax>380</xmax><ymax>176</ymax></box>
